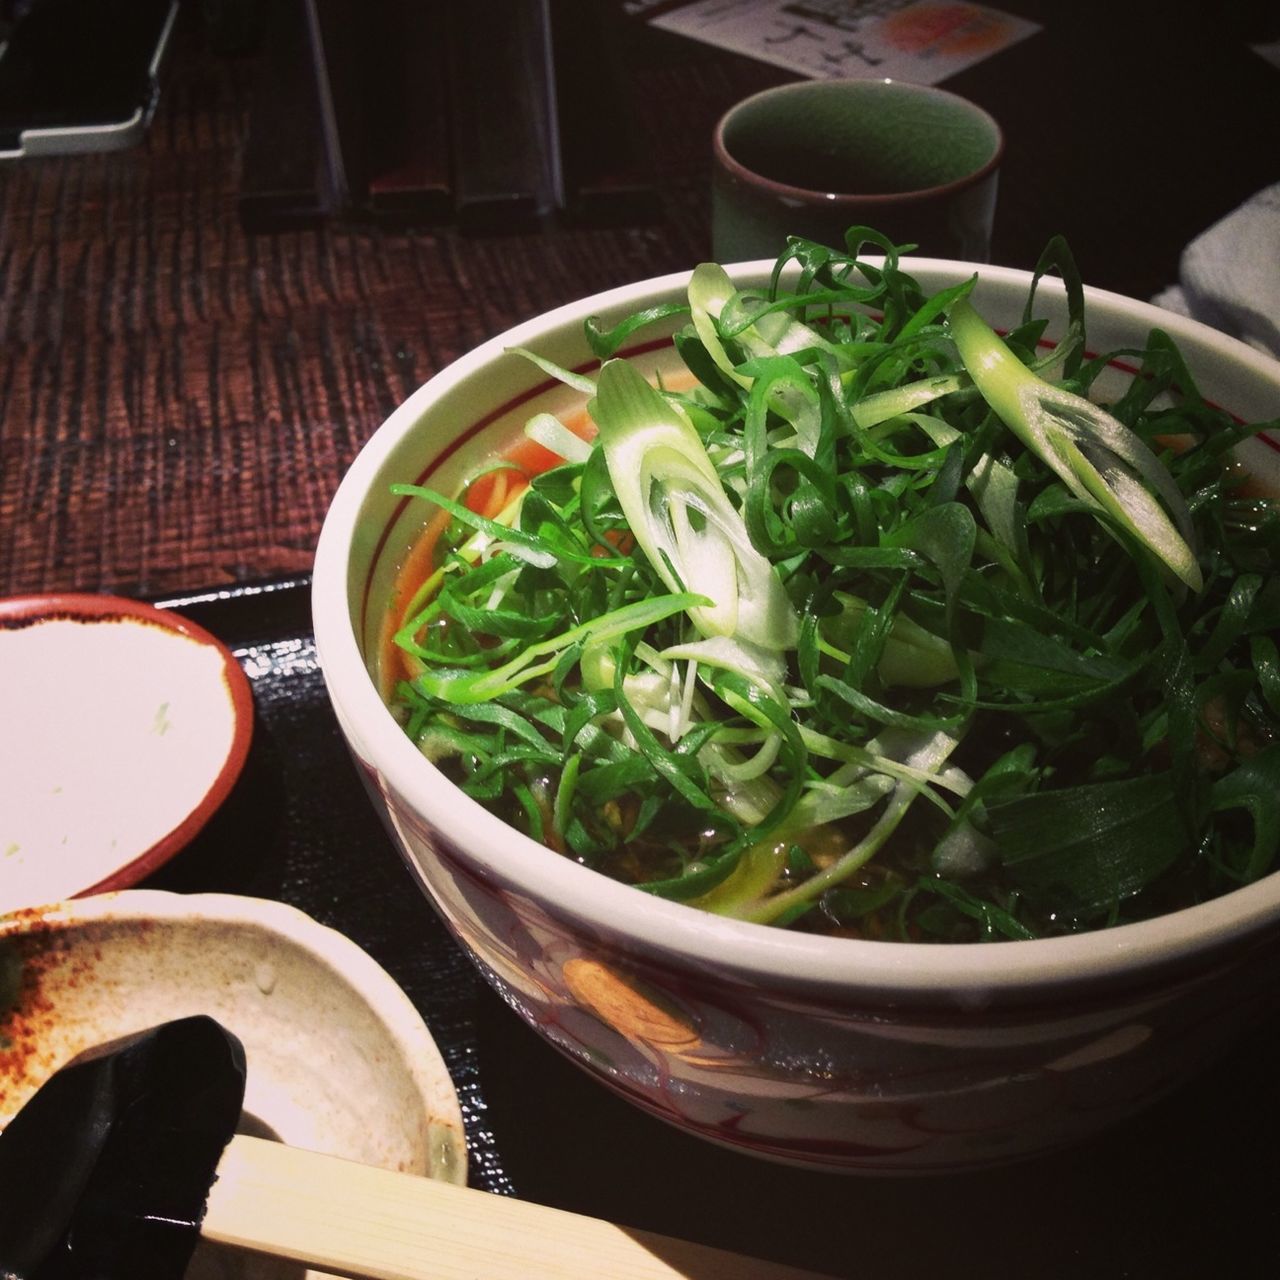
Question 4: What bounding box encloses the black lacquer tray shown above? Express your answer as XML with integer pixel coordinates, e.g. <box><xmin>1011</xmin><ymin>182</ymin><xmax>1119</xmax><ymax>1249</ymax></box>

<box><xmin>149</xmin><ymin>577</ymin><xmax>1280</xmax><ymax>1279</ymax></box>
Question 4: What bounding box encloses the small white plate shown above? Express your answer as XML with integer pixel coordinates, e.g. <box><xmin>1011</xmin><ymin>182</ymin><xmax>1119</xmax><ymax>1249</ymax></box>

<box><xmin>0</xmin><ymin>593</ymin><xmax>254</xmax><ymax>914</ymax></box>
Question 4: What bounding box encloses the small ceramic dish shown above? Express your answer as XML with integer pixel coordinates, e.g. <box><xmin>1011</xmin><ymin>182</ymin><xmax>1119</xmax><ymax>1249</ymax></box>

<box><xmin>0</xmin><ymin>593</ymin><xmax>254</xmax><ymax>914</ymax></box>
<box><xmin>0</xmin><ymin>890</ymin><xmax>467</xmax><ymax>1278</ymax></box>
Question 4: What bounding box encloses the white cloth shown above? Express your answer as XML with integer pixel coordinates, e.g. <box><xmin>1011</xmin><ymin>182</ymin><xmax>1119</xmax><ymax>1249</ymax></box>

<box><xmin>1151</xmin><ymin>182</ymin><xmax>1280</xmax><ymax>359</ymax></box>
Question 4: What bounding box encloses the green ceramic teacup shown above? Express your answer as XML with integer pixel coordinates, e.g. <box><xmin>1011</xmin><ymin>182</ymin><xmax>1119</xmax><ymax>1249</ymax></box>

<box><xmin>712</xmin><ymin>79</ymin><xmax>1003</xmax><ymax>262</ymax></box>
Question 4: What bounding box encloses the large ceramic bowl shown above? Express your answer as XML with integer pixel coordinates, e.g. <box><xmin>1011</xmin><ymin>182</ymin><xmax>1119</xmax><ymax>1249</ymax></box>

<box><xmin>313</xmin><ymin>260</ymin><xmax>1280</xmax><ymax>1174</ymax></box>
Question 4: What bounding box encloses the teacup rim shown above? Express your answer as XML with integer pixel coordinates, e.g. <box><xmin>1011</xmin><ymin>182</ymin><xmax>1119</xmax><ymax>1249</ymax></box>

<box><xmin>712</xmin><ymin>77</ymin><xmax>1005</xmax><ymax>206</ymax></box>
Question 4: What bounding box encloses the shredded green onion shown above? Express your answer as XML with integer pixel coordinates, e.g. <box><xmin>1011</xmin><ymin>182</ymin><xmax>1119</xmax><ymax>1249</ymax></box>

<box><xmin>387</xmin><ymin>231</ymin><xmax>1279</xmax><ymax>942</ymax></box>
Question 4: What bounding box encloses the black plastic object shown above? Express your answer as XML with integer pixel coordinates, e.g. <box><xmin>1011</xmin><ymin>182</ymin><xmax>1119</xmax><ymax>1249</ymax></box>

<box><xmin>0</xmin><ymin>0</ymin><xmax>178</xmax><ymax>156</ymax></box>
<box><xmin>0</xmin><ymin>1016</ymin><xmax>246</xmax><ymax>1280</ymax></box>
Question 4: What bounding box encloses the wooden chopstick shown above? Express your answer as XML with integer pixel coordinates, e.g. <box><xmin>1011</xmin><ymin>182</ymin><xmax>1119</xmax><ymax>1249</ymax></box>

<box><xmin>203</xmin><ymin>1133</ymin><xmax>834</xmax><ymax>1280</ymax></box>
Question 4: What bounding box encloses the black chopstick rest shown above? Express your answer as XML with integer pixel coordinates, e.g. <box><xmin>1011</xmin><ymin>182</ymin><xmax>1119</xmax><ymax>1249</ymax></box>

<box><xmin>0</xmin><ymin>1016</ymin><xmax>247</xmax><ymax>1280</ymax></box>
<box><xmin>549</xmin><ymin>0</ymin><xmax>658</xmax><ymax>225</ymax></box>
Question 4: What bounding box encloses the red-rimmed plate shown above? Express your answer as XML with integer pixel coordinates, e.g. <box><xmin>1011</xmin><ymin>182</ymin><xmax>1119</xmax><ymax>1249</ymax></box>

<box><xmin>0</xmin><ymin>593</ymin><xmax>253</xmax><ymax>912</ymax></box>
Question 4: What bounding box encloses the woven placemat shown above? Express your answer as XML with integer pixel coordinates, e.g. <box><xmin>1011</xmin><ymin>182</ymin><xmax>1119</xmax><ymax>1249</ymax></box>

<box><xmin>0</xmin><ymin>13</ymin><xmax>770</xmax><ymax>600</ymax></box>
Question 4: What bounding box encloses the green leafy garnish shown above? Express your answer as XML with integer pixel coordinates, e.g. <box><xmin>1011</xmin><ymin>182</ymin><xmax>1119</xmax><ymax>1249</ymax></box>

<box><xmin>387</xmin><ymin>232</ymin><xmax>1279</xmax><ymax>942</ymax></box>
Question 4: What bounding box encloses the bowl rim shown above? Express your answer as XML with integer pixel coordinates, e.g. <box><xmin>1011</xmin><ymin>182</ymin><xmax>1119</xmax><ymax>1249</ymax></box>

<box><xmin>0</xmin><ymin>592</ymin><xmax>255</xmax><ymax>904</ymax></box>
<box><xmin>313</xmin><ymin>257</ymin><xmax>1280</xmax><ymax>999</ymax></box>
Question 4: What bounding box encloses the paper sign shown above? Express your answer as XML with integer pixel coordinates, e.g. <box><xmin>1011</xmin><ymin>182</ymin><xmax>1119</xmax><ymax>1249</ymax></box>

<box><xmin>630</xmin><ymin>0</ymin><xmax>1040</xmax><ymax>85</ymax></box>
